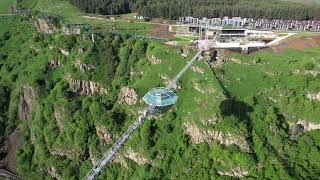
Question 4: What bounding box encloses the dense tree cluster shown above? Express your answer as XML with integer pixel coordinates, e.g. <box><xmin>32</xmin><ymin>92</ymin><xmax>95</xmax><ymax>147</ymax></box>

<box><xmin>68</xmin><ymin>0</ymin><xmax>320</xmax><ymax>20</ymax></box>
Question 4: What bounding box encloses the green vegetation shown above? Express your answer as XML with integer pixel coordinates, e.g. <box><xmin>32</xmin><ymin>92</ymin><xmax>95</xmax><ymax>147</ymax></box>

<box><xmin>18</xmin><ymin>0</ymin><xmax>155</xmax><ymax>35</ymax></box>
<box><xmin>0</xmin><ymin>0</ymin><xmax>319</xmax><ymax>179</ymax></box>
<box><xmin>0</xmin><ymin>0</ymin><xmax>16</xmax><ymax>14</ymax></box>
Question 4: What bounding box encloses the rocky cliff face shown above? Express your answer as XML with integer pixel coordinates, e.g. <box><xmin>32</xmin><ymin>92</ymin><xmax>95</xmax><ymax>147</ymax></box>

<box><xmin>34</xmin><ymin>18</ymin><xmax>58</xmax><ymax>34</ymax></box>
<box><xmin>184</xmin><ymin>122</ymin><xmax>251</xmax><ymax>153</ymax></box>
<box><xmin>50</xmin><ymin>146</ymin><xmax>77</xmax><ymax>159</ymax></box>
<box><xmin>119</xmin><ymin>87</ymin><xmax>138</xmax><ymax>105</ymax></box>
<box><xmin>65</xmin><ymin>76</ymin><xmax>108</xmax><ymax>96</ymax></box>
<box><xmin>0</xmin><ymin>130</ymin><xmax>20</xmax><ymax>173</ymax></box>
<box><xmin>18</xmin><ymin>86</ymin><xmax>37</xmax><ymax>121</ymax></box>
<box><xmin>47</xmin><ymin>166</ymin><xmax>61</xmax><ymax>180</ymax></box>
<box><xmin>74</xmin><ymin>59</ymin><xmax>95</xmax><ymax>71</ymax></box>
<box><xmin>124</xmin><ymin>148</ymin><xmax>149</xmax><ymax>166</ymax></box>
<box><xmin>218</xmin><ymin>167</ymin><xmax>249</xmax><ymax>178</ymax></box>
<box><xmin>96</xmin><ymin>126</ymin><xmax>113</xmax><ymax>144</ymax></box>
<box><xmin>48</xmin><ymin>59</ymin><xmax>63</xmax><ymax>68</ymax></box>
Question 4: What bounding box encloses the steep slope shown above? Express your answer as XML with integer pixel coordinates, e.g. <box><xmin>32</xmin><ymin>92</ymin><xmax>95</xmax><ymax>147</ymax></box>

<box><xmin>0</xmin><ymin>14</ymin><xmax>319</xmax><ymax>180</ymax></box>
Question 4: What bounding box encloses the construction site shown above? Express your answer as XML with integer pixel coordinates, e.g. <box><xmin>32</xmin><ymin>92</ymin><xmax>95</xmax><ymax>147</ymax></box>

<box><xmin>169</xmin><ymin>16</ymin><xmax>302</xmax><ymax>54</ymax></box>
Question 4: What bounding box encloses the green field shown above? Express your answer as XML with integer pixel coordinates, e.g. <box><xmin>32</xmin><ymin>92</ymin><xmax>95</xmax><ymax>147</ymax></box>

<box><xmin>0</xmin><ymin>0</ymin><xmax>16</xmax><ymax>13</ymax></box>
<box><xmin>219</xmin><ymin>48</ymin><xmax>320</xmax><ymax>123</ymax></box>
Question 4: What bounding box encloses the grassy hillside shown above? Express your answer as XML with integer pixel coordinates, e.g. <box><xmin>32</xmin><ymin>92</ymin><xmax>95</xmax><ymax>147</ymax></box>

<box><xmin>0</xmin><ymin>15</ymin><xmax>319</xmax><ymax>179</ymax></box>
<box><xmin>0</xmin><ymin>0</ymin><xmax>16</xmax><ymax>14</ymax></box>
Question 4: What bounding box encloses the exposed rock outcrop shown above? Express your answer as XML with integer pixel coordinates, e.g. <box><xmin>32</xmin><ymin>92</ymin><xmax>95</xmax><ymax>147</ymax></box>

<box><xmin>74</xmin><ymin>59</ymin><xmax>95</xmax><ymax>71</ymax></box>
<box><xmin>292</xmin><ymin>69</ymin><xmax>320</xmax><ymax>77</ymax></box>
<box><xmin>191</xmin><ymin>66</ymin><xmax>204</xmax><ymax>74</ymax></box>
<box><xmin>218</xmin><ymin>167</ymin><xmax>249</xmax><ymax>178</ymax></box>
<box><xmin>34</xmin><ymin>17</ymin><xmax>58</xmax><ymax>34</ymax></box>
<box><xmin>50</xmin><ymin>146</ymin><xmax>76</xmax><ymax>159</ymax></box>
<box><xmin>306</xmin><ymin>92</ymin><xmax>320</xmax><ymax>101</ymax></box>
<box><xmin>201</xmin><ymin>114</ymin><xmax>221</xmax><ymax>125</ymax></box>
<box><xmin>193</xmin><ymin>82</ymin><xmax>205</xmax><ymax>93</ymax></box>
<box><xmin>148</xmin><ymin>55</ymin><xmax>162</xmax><ymax>64</ymax></box>
<box><xmin>18</xmin><ymin>86</ymin><xmax>37</xmax><ymax>121</ymax></box>
<box><xmin>112</xmin><ymin>154</ymin><xmax>128</xmax><ymax>168</ymax></box>
<box><xmin>160</xmin><ymin>74</ymin><xmax>181</xmax><ymax>89</ymax></box>
<box><xmin>124</xmin><ymin>148</ymin><xmax>149</xmax><ymax>165</ymax></box>
<box><xmin>89</xmin><ymin>151</ymin><xmax>99</xmax><ymax>166</ymax></box>
<box><xmin>54</xmin><ymin>108</ymin><xmax>63</xmax><ymax>130</ymax></box>
<box><xmin>184</xmin><ymin>122</ymin><xmax>251</xmax><ymax>153</ymax></box>
<box><xmin>293</xmin><ymin>120</ymin><xmax>320</xmax><ymax>133</ymax></box>
<box><xmin>119</xmin><ymin>87</ymin><xmax>138</xmax><ymax>105</ymax></box>
<box><xmin>65</xmin><ymin>75</ymin><xmax>108</xmax><ymax>96</ymax></box>
<box><xmin>48</xmin><ymin>59</ymin><xmax>63</xmax><ymax>68</ymax></box>
<box><xmin>62</xmin><ymin>26</ymin><xmax>81</xmax><ymax>35</ymax></box>
<box><xmin>47</xmin><ymin>166</ymin><xmax>61</xmax><ymax>180</ymax></box>
<box><xmin>59</xmin><ymin>48</ymin><xmax>69</xmax><ymax>56</ymax></box>
<box><xmin>78</xmin><ymin>47</ymin><xmax>85</xmax><ymax>54</ymax></box>
<box><xmin>96</xmin><ymin>126</ymin><xmax>113</xmax><ymax>144</ymax></box>
<box><xmin>0</xmin><ymin>129</ymin><xmax>20</xmax><ymax>173</ymax></box>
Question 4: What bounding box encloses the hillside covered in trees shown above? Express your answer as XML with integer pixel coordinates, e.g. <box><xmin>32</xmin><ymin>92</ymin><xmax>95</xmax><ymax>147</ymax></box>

<box><xmin>68</xmin><ymin>0</ymin><xmax>320</xmax><ymax>20</ymax></box>
<box><xmin>0</xmin><ymin>12</ymin><xmax>319</xmax><ymax>179</ymax></box>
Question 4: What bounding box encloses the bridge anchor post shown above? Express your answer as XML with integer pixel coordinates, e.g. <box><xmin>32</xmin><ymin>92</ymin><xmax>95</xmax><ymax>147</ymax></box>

<box><xmin>241</xmin><ymin>46</ymin><xmax>249</xmax><ymax>55</ymax></box>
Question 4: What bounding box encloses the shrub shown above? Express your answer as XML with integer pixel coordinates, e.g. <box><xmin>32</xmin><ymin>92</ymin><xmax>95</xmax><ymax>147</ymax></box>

<box><xmin>304</xmin><ymin>62</ymin><xmax>315</xmax><ymax>70</ymax></box>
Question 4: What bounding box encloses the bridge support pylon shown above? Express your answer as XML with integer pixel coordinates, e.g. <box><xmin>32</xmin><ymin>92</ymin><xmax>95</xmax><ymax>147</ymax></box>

<box><xmin>241</xmin><ymin>46</ymin><xmax>249</xmax><ymax>55</ymax></box>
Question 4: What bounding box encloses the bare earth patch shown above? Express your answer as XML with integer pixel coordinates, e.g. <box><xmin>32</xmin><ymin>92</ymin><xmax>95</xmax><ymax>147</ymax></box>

<box><xmin>124</xmin><ymin>148</ymin><xmax>149</xmax><ymax>165</ymax></box>
<box><xmin>271</xmin><ymin>36</ymin><xmax>320</xmax><ymax>53</ymax></box>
